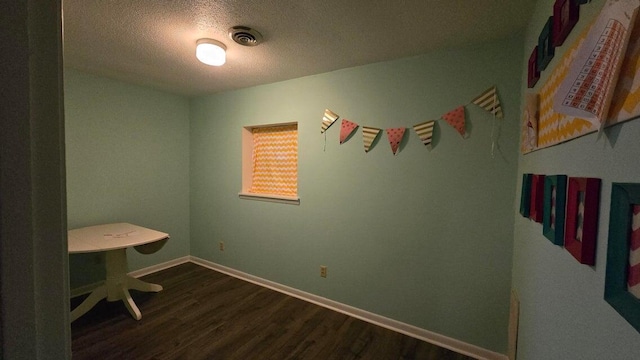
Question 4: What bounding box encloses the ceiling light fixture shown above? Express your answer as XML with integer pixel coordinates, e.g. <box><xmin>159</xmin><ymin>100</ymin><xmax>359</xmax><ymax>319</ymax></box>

<box><xmin>196</xmin><ymin>38</ymin><xmax>226</xmax><ymax>66</ymax></box>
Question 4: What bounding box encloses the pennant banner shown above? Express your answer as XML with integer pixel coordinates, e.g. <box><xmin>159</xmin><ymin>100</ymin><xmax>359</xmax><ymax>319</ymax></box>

<box><xmin>321</xmin><ymin>109</ymin><xmax>339</xmax><ymax>133</ymax></box>
<box><xmin>386</xmin><ymin>127</ymin><xmax>406</xmax><ymax>155</ymax></box>
<box><xmin>362</xmin><ymin>126</ymin><xmax>381</xmax><ymax>153</ymax></box>
<box><xmin>320</xmin><ymin>85</ymin><xmax>505</xmax><ymax>155</ymax></box>
<box><xmin>413</xmin><ymin>120</ymin><xmax>436</xmax><ymax>149</ymax></box>
<box><xmin>472</xmin><ymin>86</ymin><xmax>503</xmax><ymax>118</ymax></box>
<box><xmin>441</xmin><ymin>106</ymin><xmax>466</xmax><ymax>137</ymax></box>
<box><xmin>340</xmin><ymin>119</ymin><xmax>359</xmax><ymax>144</ymax></box>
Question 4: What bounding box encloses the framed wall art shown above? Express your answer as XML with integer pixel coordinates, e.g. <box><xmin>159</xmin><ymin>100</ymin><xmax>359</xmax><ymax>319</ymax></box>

<box><xmin>538</xmin><ymin>16</ymin><xmax>556</xmax><ymax>71</ymax></box>
<box><xmin>604</xmin><ymin>183</ymin><xmax>640</xmax><ymax>333</ymax></box>
<box><xmin>530</xmin><ymin>174</ymin><xmax>546</xmax><ymax>223</ymax></box>
<box><xmin>528</xmin><ymin>46</ymin><xmax>540</xmax><ymax>88</ymax></box>
<box><xmin>543</xmin><ymin>175</ymin><xmax>568</xmax><ymax>245</ymax></box>
<box><xmin>564</xmin><ymin>177</ymin><xmax>601</xmax><ymax>265</ymax></box>
<box><xmin>553</xmin><ymin>0</ymin><xmax>580</xmax><ymax>47</ymax></box>
<box><xmin>520</xmin><ymin>174</ymin><xmax>533</xmax><ymax>217</ymax></box>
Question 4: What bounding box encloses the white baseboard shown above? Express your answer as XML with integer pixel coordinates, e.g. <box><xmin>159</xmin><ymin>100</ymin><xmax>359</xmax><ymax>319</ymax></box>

<box><xmin>190</xmin><ymin>256</ymin><xmax>507</xmax><ymax>360</ymax></box>
<box><xmin>127</xmin><ymin>256</ymin><xmax>191</xmax><ymax>278</ymax></box>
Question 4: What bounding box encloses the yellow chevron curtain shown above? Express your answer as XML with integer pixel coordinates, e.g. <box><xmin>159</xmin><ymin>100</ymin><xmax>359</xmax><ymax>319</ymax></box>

<box><xmin>250</xmin><ymin>124</ymin><xmax>298</xmax><ymax>197</ymax></box>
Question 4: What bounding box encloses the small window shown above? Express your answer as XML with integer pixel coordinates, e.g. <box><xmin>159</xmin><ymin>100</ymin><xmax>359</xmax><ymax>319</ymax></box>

<box><xmin>240</xmin><ymin>122</ymin><xmax>299</xmax><ymax>205</ymax></box>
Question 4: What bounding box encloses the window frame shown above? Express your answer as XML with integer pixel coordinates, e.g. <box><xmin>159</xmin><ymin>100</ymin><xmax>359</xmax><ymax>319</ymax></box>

<box><xmin>239</xmin><ymin>122</ymin><xmax>300</xmax><ymax>205</ymax></box>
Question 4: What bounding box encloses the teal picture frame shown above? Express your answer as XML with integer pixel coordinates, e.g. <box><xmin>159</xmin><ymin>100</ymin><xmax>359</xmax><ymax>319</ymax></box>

<box><xmin>543</xmin><ymin>175</ymin><xmax>567</xmax><ymax>245</ymax></box>
<box><xmin>538</xmin><ymin>16</ymin><xmax>556</xmax><ymax>71</ymax></box>
<box><xmin>520</xmin><ymin>174</ymin><xmax>533</xmax><ymax>217</ymax></box>
<box><xmin>604</xmin><ymin>183</ymin><xmax>640</xmax><ymax>333</ymax></box>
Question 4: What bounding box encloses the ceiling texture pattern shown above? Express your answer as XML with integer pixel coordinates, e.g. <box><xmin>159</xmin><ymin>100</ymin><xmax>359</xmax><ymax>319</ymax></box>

<box><xmin>63</xmin><ymin>0</ymin><xmax>536</xmax><ymax>96</ymax></box>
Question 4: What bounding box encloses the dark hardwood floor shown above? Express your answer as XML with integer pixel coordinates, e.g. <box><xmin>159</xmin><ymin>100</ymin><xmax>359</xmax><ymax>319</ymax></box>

<box><xmin>71</xmin><ymin>262</ymin><xmax>475</xmax><ymax>360</ymax></box>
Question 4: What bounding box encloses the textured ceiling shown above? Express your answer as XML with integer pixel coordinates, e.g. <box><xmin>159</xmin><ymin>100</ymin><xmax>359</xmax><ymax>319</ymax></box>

<box><xmin>63</xmin><ymin>0</ymin><xmax>535</xmax><ymax>97</ymax></box>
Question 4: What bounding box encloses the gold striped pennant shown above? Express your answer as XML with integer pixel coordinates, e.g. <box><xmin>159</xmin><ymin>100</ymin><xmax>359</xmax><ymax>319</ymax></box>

<box><xmin>472</xmin><ymin>86</ymin><xmax>503</xmax><ymax>118</ymax></box>
<box><xmin>362</xmin><ymin>126</ymin><xmax>381</xmax><ymax>153</ymax></box>
<box><xmin>321</xmin><ymin>109</ymin><xmax>339</xmax><ymax>133</ymax></box>
<box><xmin>412</xmin><ymin>120</ymin><xmax>436</xmax><ymax>149</ymax></box>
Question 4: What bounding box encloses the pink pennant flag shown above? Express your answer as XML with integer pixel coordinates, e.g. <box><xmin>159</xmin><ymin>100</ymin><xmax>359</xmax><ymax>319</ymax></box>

<box><xmin>441</xmin><ymin>106</ymin><xmax>466</xmax><ymax>137</ymax></box>
<box><xmin>340</xmin><ymin>119</ymin><xmax>359</xmax><ymax>144</ymax></box>
<box><xmin>385</xmin><ymin>127</ymin><xmax>406</xmax><ymax>155</ymax></box>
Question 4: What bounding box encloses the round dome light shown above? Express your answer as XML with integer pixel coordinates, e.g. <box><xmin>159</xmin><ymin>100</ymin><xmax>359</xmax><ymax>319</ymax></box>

<box><xmin>196</xmin><ymin>39</ymin><xmax>226</xmax><ymax>66</ymax></box>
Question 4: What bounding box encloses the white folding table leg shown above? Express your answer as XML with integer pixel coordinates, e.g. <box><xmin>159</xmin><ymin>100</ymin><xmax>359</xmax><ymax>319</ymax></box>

<box><xmin>70</xmin><ymin>285</ymin><xmax>108</xmax><ymax>322</ymax></box>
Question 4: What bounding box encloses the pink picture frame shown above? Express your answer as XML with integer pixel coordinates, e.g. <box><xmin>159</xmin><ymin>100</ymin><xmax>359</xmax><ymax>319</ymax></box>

<box><xmin>564</xmin><ymin>177</ymin><xmax>601</xmax><ymax>265</ymax></box>
<box><xmin>553</xmin><ymin>0</ymin><xmax>580</xmax><ymax>47</ymax></box>
<box><xmin>530</xmin><ymin>174</ymin><xmax>545</xmax><ymax>223</ymax></box>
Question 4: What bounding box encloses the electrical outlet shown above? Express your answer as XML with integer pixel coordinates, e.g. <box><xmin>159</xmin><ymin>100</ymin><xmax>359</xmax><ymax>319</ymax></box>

<box><xmin>219</xmin><ymin>241</ymin><xmax>224</xmax><ymax>251</ymax></box>
<box><xmin>320</xmin><ymin>265</ymin><xmax>327</xmax><ymax>278</ymax></box>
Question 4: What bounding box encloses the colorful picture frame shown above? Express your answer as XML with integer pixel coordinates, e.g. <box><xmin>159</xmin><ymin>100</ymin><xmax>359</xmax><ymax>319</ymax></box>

<box><xmin>553</xmin><ymin>0</ymin><xmax>580</xmax><ymax>47</ymax></box>
<box><xmin>520</xmin><ymin>174</ymin><xmax>533</xmax><ymax>217</ymax></box>
<box><xmin>564</xmin><ymin>177</ymin><xmax>601</xmax><ymax>265</ymax></box>
<box><xmin>530</xmin><ymin>174</ymin><xmax>546</xmax><ymax>223</ymax></box>
<box><xmin>543</xmin><ymin>175</ymin><xmax>567</xmax><ymax>245</ymax></box>
<box><xmin>528</xmin><ymin>46</ymin><xmax>540</xmax><ymax>88</ymax></box>
<box><xmin>538</xmin><ymin>16</ymin><xmax>556</xmax><ymax>71</ymax></box>
<box><xmin>604</xmin><ymin>183</ymin><xmax>640</xmax><ymax>333</ymax></box>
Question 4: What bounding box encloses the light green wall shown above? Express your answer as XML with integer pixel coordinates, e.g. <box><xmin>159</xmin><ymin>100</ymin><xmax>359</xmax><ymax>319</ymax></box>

<box><xmin>64</xmin><ymin>69</ymin><xmax>190</xmax><ymax>288</ymax></box>
<box><xmin>513</xmin><ymin>1</ymin><xmax>640</xmax><ymax>359</ymax></box>
<box><xmin>190</xmin><ymin>36</ymin><xmax>523</xmax><ymax>353</ymax></box>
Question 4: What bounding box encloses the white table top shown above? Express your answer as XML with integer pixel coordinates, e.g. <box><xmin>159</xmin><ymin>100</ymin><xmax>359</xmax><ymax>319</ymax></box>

<box><xmin>68</xmin><ymin>223</ymin><xmax>170</xmax><ymax>254</ymax></box>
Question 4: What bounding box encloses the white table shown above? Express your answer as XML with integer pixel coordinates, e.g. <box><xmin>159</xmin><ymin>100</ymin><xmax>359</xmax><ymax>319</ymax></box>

<box><xmin>68</xmin><ymin>223</ymin><xmax>169</xmax><ymax>322</ymax></box>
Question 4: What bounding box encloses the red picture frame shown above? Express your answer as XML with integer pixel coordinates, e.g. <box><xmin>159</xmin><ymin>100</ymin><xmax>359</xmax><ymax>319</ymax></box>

<box><xmin>564</xmin><ymin>177</ymin><xmax>601</xmax><ymax>265</ymax></box>
<box><xmin>529</xmin><ymin>174</ymin><xmax>545</xmax><ymax>223</ymax></box>
<box><xmin>528</xmin><ymin>46</ymin><xmax>540</xmax><ymax>88</ymax></box>
<box><xmin>553</xmin><ymin>0</ymin><xmax>580</xmax><ymax>47</ymax></box>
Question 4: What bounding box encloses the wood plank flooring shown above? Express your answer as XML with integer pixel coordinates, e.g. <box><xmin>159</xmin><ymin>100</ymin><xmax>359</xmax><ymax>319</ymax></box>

<box><xmin>71</xmin><ymin>262</ymin><xmax>475</xmax><ymax>360</ymax></box>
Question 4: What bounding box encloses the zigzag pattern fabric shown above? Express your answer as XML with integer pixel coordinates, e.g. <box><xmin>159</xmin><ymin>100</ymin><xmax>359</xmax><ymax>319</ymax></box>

<box><xmin>628</xmin><ymin>205</ymin><xmax>640</xmax><ymax>299</ymax></box>
<box><xmin>472</xmin><ymin>86</ymin><xmax>503</xmax><ymax>118</ymax></box>
<box><xmin>250</xmin><ymin>125</ymin><xmax>298</xmax><ymax>197</ymax></box>
<box><xmin>413</xmin><ymin>120</ymin><xmax>435</xmax><ymax>149</ymax></box>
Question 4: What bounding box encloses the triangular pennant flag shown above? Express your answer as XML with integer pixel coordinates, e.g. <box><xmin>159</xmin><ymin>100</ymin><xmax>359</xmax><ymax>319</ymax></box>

<box><xmin>413</xmin><ymin>120</ymin><xmax>436</xmax><ymax>149</ymax></box>
<box><xmin>385</xmin><ymin>127</ymin><xmax>406</xmax><ymax>155</ymax></box>
<box><xmin>441</xmin><ymin>106</ymin><xmax>466</xmax><ymax>137</ymax></box>
<box><xmin>472</xmin><ymin>86</ymin><xmax>503</xmax><ymax>118</ymax></box>
<box><xmin>362</xmin><ymin>126</ymin><xmax>381</xmax><ymax>153</ymax></box>
<box><xmin>321</xmin><ymin>109</ymin><xmax>339</xmax><ymax>133</ymax></box>
<box><xmin>340</xmin><ymin>119</ymin><xmax>359</xmax><ymax>144</ymax></box>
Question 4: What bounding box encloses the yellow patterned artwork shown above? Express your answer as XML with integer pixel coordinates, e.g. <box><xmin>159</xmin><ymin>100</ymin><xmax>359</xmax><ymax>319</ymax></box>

<box><xmin>534</xmin><ymin>3</ymin><xmax>640</xmax><ymax>151</ymax></box>
<box><xmin>250</xmin><ymin>125</ymin><xmax>298</xmax><ymax>197</ymax></box>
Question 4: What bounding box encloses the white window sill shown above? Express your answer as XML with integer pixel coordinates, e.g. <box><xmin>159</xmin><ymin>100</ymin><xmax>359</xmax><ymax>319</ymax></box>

<box><xmin>238</xmin><ymin>192</ymin><xmax>300</xmax><ymax>205</ymax></box>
